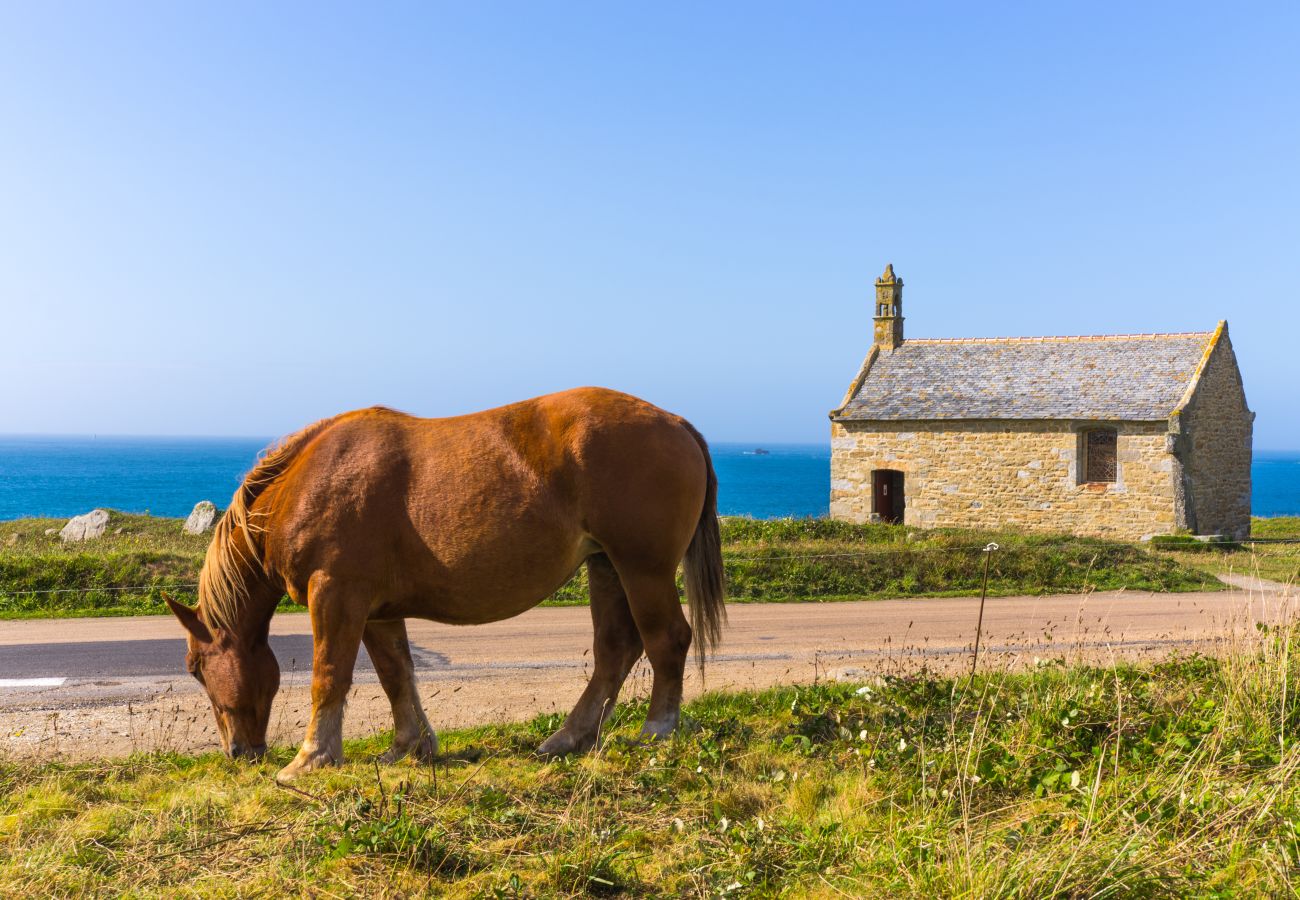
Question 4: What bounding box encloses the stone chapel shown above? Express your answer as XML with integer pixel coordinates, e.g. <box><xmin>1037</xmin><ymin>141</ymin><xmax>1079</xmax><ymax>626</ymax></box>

<box><xmin>829</xmin><ymin>265</ymin><xmax>1253</xmax><ymax>540</ymax></box>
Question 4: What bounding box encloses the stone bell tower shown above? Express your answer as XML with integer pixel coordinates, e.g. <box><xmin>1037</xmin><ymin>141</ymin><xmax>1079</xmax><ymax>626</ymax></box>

<box><xmin>873</xmin><ymin>263</ymin><xmax>904</xmax><ymax>351</ymax></box>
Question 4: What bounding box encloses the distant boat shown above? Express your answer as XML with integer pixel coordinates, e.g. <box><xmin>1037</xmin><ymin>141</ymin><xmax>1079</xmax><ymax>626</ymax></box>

<box><xmin>748</xmin><ymin>448</ymin><xmax>770</xmax><ymax>456</ymax></box>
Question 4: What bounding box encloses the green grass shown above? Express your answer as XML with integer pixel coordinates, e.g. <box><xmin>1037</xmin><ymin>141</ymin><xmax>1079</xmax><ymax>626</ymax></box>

<box><xmin>0</xmin><ymin>513</ymin><xmax>1222</xmax><ymax>619</ymax></box>
<box><xmin>1156</xmin><ymin>517</ymin><xmax>1300</xmax><ymax>586</ymax></box>
<box><xmin>5</xmin><ymin>636</ymin><xmax>1300</xmax><ymax>897</ymax></box>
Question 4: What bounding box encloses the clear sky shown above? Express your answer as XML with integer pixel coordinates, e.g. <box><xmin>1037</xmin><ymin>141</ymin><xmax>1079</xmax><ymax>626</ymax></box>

<box><xmin>1</xmin><ymin>2</ymin><xmax>1296</xmax><ymax>447</ymax></box>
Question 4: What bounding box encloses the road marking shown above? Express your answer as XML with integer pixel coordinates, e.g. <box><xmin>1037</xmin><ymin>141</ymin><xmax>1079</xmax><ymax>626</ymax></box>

<box><xmin>0</xmin><ymin>677</ymin><xmax>67</xmax><ymax>688</ymax></box>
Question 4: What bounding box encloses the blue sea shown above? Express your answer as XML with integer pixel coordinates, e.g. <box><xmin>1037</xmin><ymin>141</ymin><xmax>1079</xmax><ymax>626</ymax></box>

<box><xmin>0</xmin><ymin>437</ymin><xmax>1296</xmax><ymax>521</ymax></box>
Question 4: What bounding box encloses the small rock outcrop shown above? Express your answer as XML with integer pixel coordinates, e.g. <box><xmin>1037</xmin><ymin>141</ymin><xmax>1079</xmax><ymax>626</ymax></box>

<box><xmin>183</xmin><ymin>501</ymin><xmax>219</xmax><ymax>535</ymax></box>
<box><xmin>61</xmin><ymin>509</ymin><xmax>110</xmax><ymax>542</ymax></box>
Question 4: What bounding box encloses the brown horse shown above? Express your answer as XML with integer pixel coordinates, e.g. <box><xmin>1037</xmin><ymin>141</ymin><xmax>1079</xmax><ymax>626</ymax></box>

<box><xmin>165</xmin><ymin>387</ymin><xmax>725</xmax><ymax>782</ymax></box>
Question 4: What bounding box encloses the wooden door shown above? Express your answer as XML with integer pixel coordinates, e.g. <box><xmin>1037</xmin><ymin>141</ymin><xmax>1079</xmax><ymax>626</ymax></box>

<box><xmin>873</xmin><ymin>470</ymin><xmax>904</xmax><ymax>524</ymax></box>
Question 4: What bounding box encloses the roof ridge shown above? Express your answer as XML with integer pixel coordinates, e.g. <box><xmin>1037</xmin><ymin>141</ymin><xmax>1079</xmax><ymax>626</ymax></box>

<box><xmin>904</xmin><ymin>331</ymin><xmax>1215</xmax><ymax>345</ymax></box>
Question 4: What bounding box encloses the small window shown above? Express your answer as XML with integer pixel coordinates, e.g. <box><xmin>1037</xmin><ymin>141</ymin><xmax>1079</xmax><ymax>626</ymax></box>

<box><xmin>1083</xmin><ymin>429</ymin><xmax>1117</xmax><ymax>483</ymax></box>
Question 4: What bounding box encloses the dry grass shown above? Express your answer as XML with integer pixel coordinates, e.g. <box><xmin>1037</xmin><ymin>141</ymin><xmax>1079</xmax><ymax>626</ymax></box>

<box><xmin>4</xmin><ymin>593</ymin><xmax>1300</xmax><ymax>897</ymax></box>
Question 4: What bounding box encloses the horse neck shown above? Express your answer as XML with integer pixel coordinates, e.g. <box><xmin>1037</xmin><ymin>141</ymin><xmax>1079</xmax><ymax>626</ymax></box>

<box><xmin>200</xmin><ymin>518</ymin><xmax>284</xmax><ymax>639</ymax></box>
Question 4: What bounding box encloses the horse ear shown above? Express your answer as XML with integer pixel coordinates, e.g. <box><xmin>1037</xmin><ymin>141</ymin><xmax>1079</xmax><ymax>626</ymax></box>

<box><xmin>165</xmin><ymin>594</ymin><xmax>212</xmax><ymax>644</ymax></box>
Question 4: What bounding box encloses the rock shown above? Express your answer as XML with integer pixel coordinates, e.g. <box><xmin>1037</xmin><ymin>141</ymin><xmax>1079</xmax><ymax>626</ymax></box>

<box><xmin>44</xmin><ymin>528</ymin><xmax>57</xmax><ymax>536</ymax></box>
<box><xmin>60</xmin><ymin>509</ymin><xmax>110</xmax><ymax>542</ymax></box>
<box><xmin>113</xmin><ymin>527</ymin><xmax>124</xmax><ymax>535</ymax></box>
<box><xmin>183</xmin><ymin>501</ymin><xmax>219</xmax><ymax>535</ymax></box>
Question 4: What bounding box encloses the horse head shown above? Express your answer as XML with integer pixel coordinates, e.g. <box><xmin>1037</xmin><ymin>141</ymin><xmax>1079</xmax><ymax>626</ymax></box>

<box><xmin>167</xmin><ymin>595</ymin><xmax>280</xmax><ymax>759</ymax></box>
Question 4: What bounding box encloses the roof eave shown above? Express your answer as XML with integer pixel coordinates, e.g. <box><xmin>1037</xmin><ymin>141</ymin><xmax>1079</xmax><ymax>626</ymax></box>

<box><xmin>828</xmin><ymin>345</ymin><xmax>880</xmax><ymax>420</ymax></box>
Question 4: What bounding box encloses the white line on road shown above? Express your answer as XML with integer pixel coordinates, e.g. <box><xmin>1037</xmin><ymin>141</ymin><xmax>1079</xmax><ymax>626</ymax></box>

<box><xmin>0</xmin><ymin>677</ymin><xmax>67</xmax><ymax>688</ymax></box>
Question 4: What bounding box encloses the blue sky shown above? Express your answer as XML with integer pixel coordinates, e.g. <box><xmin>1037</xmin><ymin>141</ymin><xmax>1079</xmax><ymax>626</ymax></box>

<box><xmin>1</xmin><ymin>2</ymin><xmax>1296</xmax><ymax>447</ymax></box>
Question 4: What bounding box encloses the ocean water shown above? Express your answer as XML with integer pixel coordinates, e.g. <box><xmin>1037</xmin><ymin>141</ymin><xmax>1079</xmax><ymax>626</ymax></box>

<box><xmin>0</xmin><ymin>436</ymin><xmax>1296</xmax><ymax>522</ymax></box>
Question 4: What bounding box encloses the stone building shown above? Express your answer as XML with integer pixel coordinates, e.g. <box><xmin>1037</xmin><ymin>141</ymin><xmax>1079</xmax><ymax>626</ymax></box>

<box><xmin>829</xmin><ymin>265</ymin><xmax>1253</xmax><ymax>540</ymax></box>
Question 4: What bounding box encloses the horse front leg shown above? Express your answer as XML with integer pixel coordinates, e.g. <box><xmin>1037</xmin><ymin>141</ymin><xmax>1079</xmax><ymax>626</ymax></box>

<box><xmin>363</xmin><ymin>618</ymin><xmax>437</xmax><ymax>763</ymax></box>
<box><xmin>277</xmin><ymin>573</ymin><xmax>367</xmax><ymax>783</ymax></box>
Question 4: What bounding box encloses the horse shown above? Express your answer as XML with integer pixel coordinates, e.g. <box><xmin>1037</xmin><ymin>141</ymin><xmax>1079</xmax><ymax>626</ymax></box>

<box><xmin>165</xmin><ymin>387</ymin><xmax>726</xmax><ymax>782</ymax></box>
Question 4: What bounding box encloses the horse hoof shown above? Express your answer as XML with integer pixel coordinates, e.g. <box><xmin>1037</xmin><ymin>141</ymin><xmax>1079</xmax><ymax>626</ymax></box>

<box><xmin>639</xmin><ymin>719</ymin><xmax>677</xmax><ymax>742</ymax></box>
<box><xmin>276</xmin><ymin>748</ymin><xmax>338</xmax><ymax>783</ymax></box>
<box><xmin>380</xmin><ymin>734</ymin><xmax>437</xmax><ymax>764</ymax></box>
<box><xmin>537</xmin><ymin>730</ymin><xmax>594</xmax><ymax>758</ymax></box>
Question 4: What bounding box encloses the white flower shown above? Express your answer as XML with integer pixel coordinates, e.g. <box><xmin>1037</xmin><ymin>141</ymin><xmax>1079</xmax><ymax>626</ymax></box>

<box><xmin>859</xmin><ymin>729</ymin><xmax>869</xmax><ymax>741</ymax></box>
<box><xmin>898</xmin><ymin>738</ymin><xmax>907</xmax><ymax>751</ymax></box>
<box><xmin>1070</xmin><ymin>771</ymin><xmax>1081</xmax><ymax>789</ymax></box>
<box><xmin>756</xmin><ymin>817</ymin><xmax>765</xmax><ymax>832</ymax></box>
<box><xmin>672</xmin><ymin>818</ymin><xmax>685</xmax><ymax>833</ymax></box>
<box><xmin>719</xmin><ymin>816</ymin><xmax>730</xmax><ymax>833</ymax></box>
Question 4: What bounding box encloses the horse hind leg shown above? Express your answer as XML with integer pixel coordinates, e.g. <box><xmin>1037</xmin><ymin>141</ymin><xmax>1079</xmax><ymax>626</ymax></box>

<box><xmin>615</xmin><ymin>564</ymin><xmax>692</xmax><ymax>740</ymax></box>
<box><xmin>538</xmin><ymin>554</ymin><xmax>644</xmax><ymax>757</ymax></box>
<box><xmin>363</xmin><ymin>619</ymin><xmax>437</xmax><ymax>763</ymax></box>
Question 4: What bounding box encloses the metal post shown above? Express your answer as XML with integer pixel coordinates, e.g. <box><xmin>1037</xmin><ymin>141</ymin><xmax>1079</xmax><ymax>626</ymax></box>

<box><xmin>970</xmin><ymin>542</ymin><xmax>999</xmax><ymax>680</ymax></box>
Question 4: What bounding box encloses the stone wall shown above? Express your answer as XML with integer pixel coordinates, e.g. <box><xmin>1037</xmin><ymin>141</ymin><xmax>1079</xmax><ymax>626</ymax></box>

<box><xmin>1174</xmin><ymin>329</ymin><xmax>1253</xmax><ymax>539</ymax></box>
<box><xmin>830</xmin><ymin>419</ymin><xmax>1178</xmax><ymax>540</ymax></box>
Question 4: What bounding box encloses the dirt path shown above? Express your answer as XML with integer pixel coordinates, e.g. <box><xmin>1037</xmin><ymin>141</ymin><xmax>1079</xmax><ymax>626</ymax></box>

<box><xmin>2</xmin><ymin>585</ymin><xmax>1292</xmax><ymax>760</ymax></box>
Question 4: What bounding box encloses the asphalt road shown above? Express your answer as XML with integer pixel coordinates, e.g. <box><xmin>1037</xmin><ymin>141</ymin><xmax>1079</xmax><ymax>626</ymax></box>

<box><xmin>1</xmin><ymin>583</ymin><xmax>1290</xmax><ymax>759</ymax></box>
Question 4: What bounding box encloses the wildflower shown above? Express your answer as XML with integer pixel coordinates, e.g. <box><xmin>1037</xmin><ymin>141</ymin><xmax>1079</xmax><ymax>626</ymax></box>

<box><xmin>859</xmin><ymin>729</ymin><xmax>869</xmax><ymax>741</ymax></box>
<box><xmin>1070</xmin><ymin>771</ymin><xmax>1081</xmax><ymax>789</ymax></box>
<box><xmin>719</xmin><ymin>816</ymin><xmax>730</xmax><ymax>833</ymax></box>
<box><xmin>898</xmin><ymin>738</ymin><xmax>907</xmax><ymax>752</ymax></box>
<box><xmin>672</xmin><ymin>818</ymin><xmax>685</xmax><ymax>833</ymax></box>
<box><xmin>756</xmin><ymin>817</ymin><xmax>765</xmax><ymax>832</ymax></box>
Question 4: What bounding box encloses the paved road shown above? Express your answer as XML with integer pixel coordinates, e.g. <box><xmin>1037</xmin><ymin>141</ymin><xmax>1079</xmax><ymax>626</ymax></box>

<box><xmin>1</xmin><ymin>584</ymin><xmax>1291</xmax><ymax>759</ymax></box>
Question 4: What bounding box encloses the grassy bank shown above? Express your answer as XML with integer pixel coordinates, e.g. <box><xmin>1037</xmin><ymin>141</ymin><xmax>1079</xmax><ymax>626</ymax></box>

<box><xmin>1156</xmin><ymin>516</ymin><xmax>1300</xmax><ymax>586</ymax></box>
<box><xmin>4</xmin><ymin>636</ymin><xmax>1300</xmax><ymax>896</ymax></box>
<box><xmin>0</xmin><ymin>514</ymin><xmax>1220</xmax><ymax>619</ymax></box>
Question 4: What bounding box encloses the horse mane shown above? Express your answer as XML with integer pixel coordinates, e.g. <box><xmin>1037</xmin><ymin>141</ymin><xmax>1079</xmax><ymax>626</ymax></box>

<box><xmin>198</xmin><ymin>412</ymin><xmax>351</xmax><ymax>631</ymax></box>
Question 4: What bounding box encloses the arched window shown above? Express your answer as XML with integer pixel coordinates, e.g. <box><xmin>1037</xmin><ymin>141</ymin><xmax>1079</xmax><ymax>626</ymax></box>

<box><xmin>1082</xmin><ymin>429</ymin><xmax>1117</xmax><ymax>483</ymax></box>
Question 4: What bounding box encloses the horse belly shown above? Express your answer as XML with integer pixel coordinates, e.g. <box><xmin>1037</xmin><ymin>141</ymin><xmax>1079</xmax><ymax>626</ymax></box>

<box><xmin>394</xmin><ymin>485</ymin><xmax>593</xmax><ymax>625</ymax></box>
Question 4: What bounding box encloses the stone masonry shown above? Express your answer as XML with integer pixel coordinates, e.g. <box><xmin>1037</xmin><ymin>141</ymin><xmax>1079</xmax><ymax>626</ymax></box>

<box><xmin>1172</xmin><ymin>330</ymin><xmax>1253</xmax><ymax>539</ymax></box>
<box><xmin>830</xmin><ymin>419</ymin><xmax>1177</xmax><ymax>540</ymax></box>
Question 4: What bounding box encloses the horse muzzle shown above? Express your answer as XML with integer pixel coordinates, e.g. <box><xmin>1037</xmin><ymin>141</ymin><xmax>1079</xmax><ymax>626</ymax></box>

<box><xmin>228</xmin><ymin>742</ymin><xmax>268</xmax><ymax>760</ymax></box>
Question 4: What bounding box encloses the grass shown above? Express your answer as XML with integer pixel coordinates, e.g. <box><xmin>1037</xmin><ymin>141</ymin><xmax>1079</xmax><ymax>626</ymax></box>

<box><xmin>0</xmin><ymin>514</ymin><xmax>1222</xmax><ymax>619</ymax></box>
<box><xmin>1157</xmin><ymin>517</ymin><xmax>1300</xmax><ymax>586</ymax></box>
<box><xmin>5</xmin><ymin>630</ymin><xmax>1300</xmax><ymax>896</ymax></box>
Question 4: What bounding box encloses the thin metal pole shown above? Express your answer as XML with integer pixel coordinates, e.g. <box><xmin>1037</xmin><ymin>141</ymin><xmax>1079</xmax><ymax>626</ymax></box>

<box><xmin>970</xmin><ymin>542</ymin><xmax>999</xmax><ymax>680</ymax></box>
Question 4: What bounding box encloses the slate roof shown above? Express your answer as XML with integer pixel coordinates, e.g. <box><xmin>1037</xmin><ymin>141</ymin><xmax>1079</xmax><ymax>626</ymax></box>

<box><xmin>835</xmin><ymin>331</ymin><xmax>1217</xmax><ymax>422</ymax></box>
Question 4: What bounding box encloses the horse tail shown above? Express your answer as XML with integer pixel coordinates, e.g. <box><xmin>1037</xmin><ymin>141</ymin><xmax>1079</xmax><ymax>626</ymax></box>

<box><xmin>681</xmin><ymin>422</ymin><xmax>726</xmax><ymax>672</ymax></box>
<box><xmin>199</xmin><ymin>413</ymin><xmax>348</xmax><ymax>630</ymax></box>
